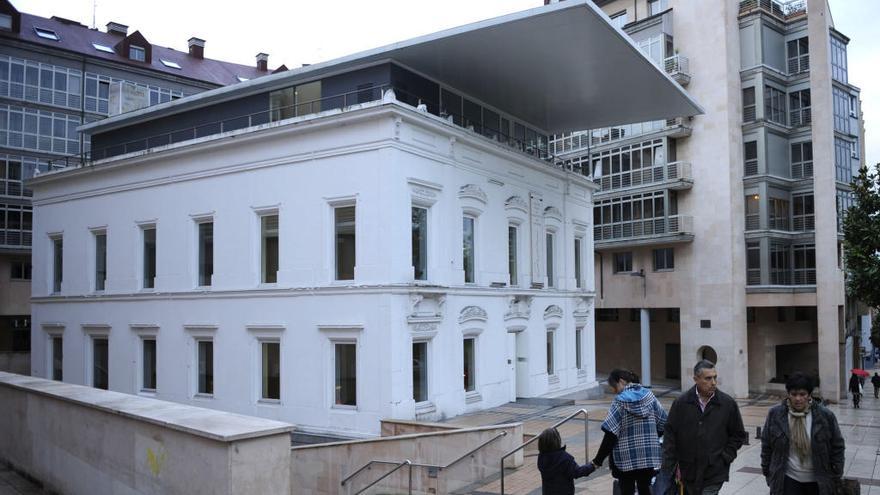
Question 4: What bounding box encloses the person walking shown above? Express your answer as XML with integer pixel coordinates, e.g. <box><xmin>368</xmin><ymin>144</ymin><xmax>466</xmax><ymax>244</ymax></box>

<box><xmin>591</xmin><ymin>369</ymin><xmax>667</xmax><ymax>495</ymax></box>
<box><xmin>760</xmin><ymin>372</ymin><xmax>845</xmax><ymax>494</ymax></box>
<box><xmin>536</xmin><ymin>426</ymin><xmax>596</xmax><ymax>494</ymax></box>
<box><xmin>848</xmin><ymin>373</ymin><xmax>862</xmax><ymax>408</ymax></box>
<box><xmin>872</xmin><ymin>372</ymin><xmax>880</xmax><ymax>399</ymax></box>
<box><xmin>660</xmin><ymin>360</ymin><xmax>747</xmax><ymax>495</ymax></box>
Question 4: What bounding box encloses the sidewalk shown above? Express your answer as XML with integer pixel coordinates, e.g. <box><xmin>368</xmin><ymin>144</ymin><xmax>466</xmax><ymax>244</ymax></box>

<box><xmin>447</xmin><ymin>386</ymin><xmax>880</xmax><ymax>495</ymax></box>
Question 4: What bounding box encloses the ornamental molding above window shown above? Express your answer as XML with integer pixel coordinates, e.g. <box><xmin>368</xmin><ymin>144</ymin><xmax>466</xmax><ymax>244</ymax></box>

<box><xmin>459</xmin><ymin>305</ymin><xmax>488</xmax><ymax>324</ymax></box>
<box><xmin>573</xmin><ymin>297</ymin><xmax>592</xmax><ymax>323</ymax></box>
<box><xmin>544</xmin><ymin>305</ymin><xmax>564</xmax><ymax>320</ymax></box>
<box><xmin>504</xmin><ymin>295</ymin><xmax>532</xmax><ymax>321</ymax></box>
<box><xmin>544</xmin><ymin>206</ymin><xmax>563</xmax><ymax>222</ymax></box>
<box><xmin>505</xmin><ymin>195</ymin><xmax>528</xmax><ymax>213</ymax></box>
<box><xmin>458</xmin><ymin>184</ymin><xmax>488</xmax><ymax>204</ymax></box>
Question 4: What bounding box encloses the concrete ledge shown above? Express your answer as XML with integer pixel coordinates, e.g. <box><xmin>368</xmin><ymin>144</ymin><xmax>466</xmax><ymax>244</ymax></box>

<box><xmin>0</xmin><ymin>371</ymin><xmax>292</xmax><ymax>442</ymax></box>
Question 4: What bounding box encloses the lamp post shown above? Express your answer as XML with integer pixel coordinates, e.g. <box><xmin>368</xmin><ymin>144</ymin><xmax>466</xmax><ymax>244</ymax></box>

<box><xmin>630</xmin><ymin>268</ymin><xmax>650</xmax><ymax>386</ymax></box>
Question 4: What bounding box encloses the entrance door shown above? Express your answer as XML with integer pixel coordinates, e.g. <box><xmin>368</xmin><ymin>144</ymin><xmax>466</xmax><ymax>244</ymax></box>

<box><xmin>665</xmin><ymin>343</ymin><xmax>681</xmax><ymax>380</ymax></box>
<box><xmin>515</xmin><ymin>331</ymin><xmax>529</xmax><ymax>398</ymax></box>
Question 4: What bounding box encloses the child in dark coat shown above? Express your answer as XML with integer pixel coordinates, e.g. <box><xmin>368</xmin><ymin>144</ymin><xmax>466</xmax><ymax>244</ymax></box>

<box><xmin>537</xmin><ymin>427</ymin><xmax>596</xmax><ymax>494</ymax></box>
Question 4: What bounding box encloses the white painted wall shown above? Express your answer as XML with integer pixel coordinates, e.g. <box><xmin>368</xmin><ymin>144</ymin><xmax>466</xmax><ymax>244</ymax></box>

<box><xmin>30</xmin><ymin>103</ymin><xmax>598</xmax><ymax>436</ymax></box>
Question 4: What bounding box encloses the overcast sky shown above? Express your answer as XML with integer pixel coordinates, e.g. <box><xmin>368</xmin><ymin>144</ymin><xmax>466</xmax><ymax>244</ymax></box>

<box><xmin>12</xmin><ymin>0</ymin><xmax>879</xmax><ymax>166</ymax></box>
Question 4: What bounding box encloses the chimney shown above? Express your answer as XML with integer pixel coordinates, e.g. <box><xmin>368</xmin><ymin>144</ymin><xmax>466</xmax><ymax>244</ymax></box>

<box><xmin>256</xmin><ymin>52</ymin><xmax>269</xmax><ymax>71</ymax></box>
<box><xmin>188</xmin><ymin>37</ymin><xmax>205</xmax><ymax>59</ymax></box>
<box><xmin>106</xmin><ymin>22</ymin><xmax>128</xmax><ymax>36</ymax></box>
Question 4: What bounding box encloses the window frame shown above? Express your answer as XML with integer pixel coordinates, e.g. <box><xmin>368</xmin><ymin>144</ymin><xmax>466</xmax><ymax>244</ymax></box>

<box><xmin>412</xmin><ymin>340</ymin><xmax>429</xmax><ymax>404</ymax></box>
<box><xmin>329</xmin><ymin>200</ymin><xmax>357</xmax><ymax>282</ymax></box>
<box><xmin>92</xmin><ymin>228</ymin><xmax>107</xmax><ymax>292</ymax></box>
<box><xmin>652</xmin><ymin>247</ymin><xmax>674</xmax><ymax>271</ymax></box>
<box><xmin>545</xmin><ymin>230</ymin><xmax>556</xmax><ymax>288</ymax></box>
<box><xmin>140</xmin><ymin>223</ymin><xmax>157</xmax><ymax>290</ymax></box>
<box><xmin>193</xmin><ymin>217</ymin><xmax>214</xmax><ymax>288</ymax></box>
<box><xmin>462</xmin><ymin>214</ymin><xmax>477</xmax><ymax>284</ymax></box>
<box><xmin>612</xmin><ymin>251</ymin><xmax>633</xmax><ymax>274</ymax></box>
<box><xmin>411</xmin><ymin>205</ymin><xmax>429</xmax><ymax>281</ymax></box>
<box><xmin>129</xmin><ymin>45</ymin><xmax>146</xmax><ymax>62</ymax></box>
<box><xmin>49</xmin><ymin>233</ymin><xmax>63</xmax><ymax>294</ymax></box>
<box><xmin>463</xmin><ymin>336</ymin><xmax>477</xmax><ymax>393</ymax></box>
<box><xmin>259</xmin><ymin>212</ymin><xmax>279</xmax><ymax>285</ymax></box>
<box><xmin>333</xmin><ymin>340</ymin><xmax>358</xmax><ymax>408</ymax></box>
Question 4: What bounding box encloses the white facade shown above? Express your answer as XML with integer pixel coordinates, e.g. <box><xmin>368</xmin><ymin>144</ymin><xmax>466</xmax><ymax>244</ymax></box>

<box><xmin>29</xmin><ymin>102</ymin><xmax>598</xmax><ymax>436</ymax></box>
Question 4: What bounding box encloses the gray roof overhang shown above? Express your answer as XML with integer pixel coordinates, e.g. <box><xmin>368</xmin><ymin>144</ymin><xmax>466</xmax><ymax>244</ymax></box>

<box><xmin>80</xmin><ymin>0</ymin><xmax>702</xmax><ymax>136</ymax></box>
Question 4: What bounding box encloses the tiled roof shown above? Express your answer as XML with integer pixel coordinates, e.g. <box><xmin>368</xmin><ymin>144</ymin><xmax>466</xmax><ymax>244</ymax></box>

<box><xmin>1</xmin><ymin>12</ymin><xmax>272</xmax><ymax>86</ymax></box>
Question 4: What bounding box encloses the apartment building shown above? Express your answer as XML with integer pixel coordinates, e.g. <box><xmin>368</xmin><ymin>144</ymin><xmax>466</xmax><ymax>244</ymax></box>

<box><xmin>0</xmin><ymin>0</ymin><xmax>276</xmax><ymax>371</ymax></box>
<box><xmin>27</xmin><ymin>1</ymin><xmax>699</xmax><ymax>436</ymax></box>
<box><xmin>551</xmin><ymin>0</ymin><xmax>863</xmax><ymax>400</ymax></box>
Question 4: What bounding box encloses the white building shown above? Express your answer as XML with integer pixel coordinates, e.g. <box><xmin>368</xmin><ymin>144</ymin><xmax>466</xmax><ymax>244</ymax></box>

<box><xmin>28</xmin><ymin>1</ymin><xmax>699</xmax><ymax>437</ymax></box>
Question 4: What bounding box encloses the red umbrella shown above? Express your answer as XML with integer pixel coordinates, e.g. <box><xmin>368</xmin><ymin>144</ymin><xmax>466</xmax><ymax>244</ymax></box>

<box><xmin>851</xmin><ymin>369</ymin><xmax>870</xmax><ymax>377</ymax></box>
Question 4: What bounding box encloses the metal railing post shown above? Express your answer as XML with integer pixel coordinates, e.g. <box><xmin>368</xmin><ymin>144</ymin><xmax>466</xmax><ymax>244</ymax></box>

<box><xmin>408</xmin><ymin>462</ymin><xmax>413</xmax><ymax>494</ymax></box>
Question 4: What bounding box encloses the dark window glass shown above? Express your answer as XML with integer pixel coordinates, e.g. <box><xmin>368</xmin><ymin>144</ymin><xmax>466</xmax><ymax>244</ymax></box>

<box><xmin>262</xmin><ymin>215</ymin><xmax>279</xmax><ymax>283</ymax></box>
<box><xmin>52</xmin><ymin>237</ymin><xmax>63</xmax><ymax>292</ymax></box>
<box><xmin>546</xmin><ymin>331</ymin><xmax>554</xmax><ymax>375</ymax></box>
<box><xmin>198</xmin><ymin>222</ymin><xmax>213</xmax><ymax>286</ymax></box>
<box><xmin>546</xmin><ymin>233</ymin><xmax>554</xmax><ymax>288</ymax></box>
<box><xmin>412</xmin><ymin>207</ymin><xmax>428</xmax><ymax>280</ymax></box>
<box><xmin>94</xmin><ymin>232</ymin><xmax>106</xmax><ymax>291</ymax></box>
<box><xmin>51</xmin><ymin>336</ymin><xmax>63</xmax><ymax>381</ymax></box>
<box><xmin>335</xmin><ymin>206</ymin><xmax>356</xmax><ymax>280</ymax></box>
<box><xmin>412</xmin><ymin>342</ymin><xmax>427</xmax><ymax>402</ymax></box>
<box><xmin>508</xmin><ymin>226</ymin><xmax>518</xmax><ymax>286</ymax></box>
<box><xmin>142</xmin><ymin>339</ymin><xmax>156</xmax><ymax>390</ymax></box>
<box><xmin>335</xmin><ymin>343</ymin><xmax>356</xmax><ymax>406</ymax></box>
<box><xmin>93</xmin><ymin>338</ymin><xmax>108</xmax><ymax>389</ymax></box>
<box><xmin>143</xmin><ymin>228</ymin><xmax>156</xmax><ymax>288</ymax></box>
<box><xmin>463</xmin><ymin>216</ymin><xmax>475</xmax><ymax>283</ymax></box>
<box><xmin>198</xmin><ymin>341</ymin><xmax>213</xmax><ymax>394</ymax></box>
<box><xmin>463</xmin><ymin>338</ymin><xmax>476</xmax><ymax>392</ymax></box>
<box><xmin>262</xmin><ymin>342</ymin><xmax>280</xmax><ymax>400</ymax></box>
<box><xmin>574</xmin><ymin>238</ymin><xmax>582</xmax><ymax>288</ymax></box>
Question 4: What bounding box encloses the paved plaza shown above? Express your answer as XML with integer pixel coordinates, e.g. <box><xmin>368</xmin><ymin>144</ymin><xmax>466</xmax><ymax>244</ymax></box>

<box><xmin>447</xmin><ymin>379</ymin><xmax>880</xmax><ymax>494</ymax></box>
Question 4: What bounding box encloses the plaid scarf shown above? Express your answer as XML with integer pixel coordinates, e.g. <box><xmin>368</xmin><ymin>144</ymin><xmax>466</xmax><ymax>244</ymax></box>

<box><xmin>786</xmin><ymin>400</ymin><xmax>811</xmax><ymax>464</ymax></box>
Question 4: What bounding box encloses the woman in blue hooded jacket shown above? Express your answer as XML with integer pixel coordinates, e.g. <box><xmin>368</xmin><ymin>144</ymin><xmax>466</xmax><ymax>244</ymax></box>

<box><xmin>592</xmin><ymin>369</ymin><xmax>667</xmax><ymax>495</ymax></box>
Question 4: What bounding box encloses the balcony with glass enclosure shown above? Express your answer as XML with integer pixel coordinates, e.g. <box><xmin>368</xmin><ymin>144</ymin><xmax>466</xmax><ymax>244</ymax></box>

<box><xmin>738</xmin><ymin>0</ymin><xmax>807</xmax><ymax>21</ymax></box>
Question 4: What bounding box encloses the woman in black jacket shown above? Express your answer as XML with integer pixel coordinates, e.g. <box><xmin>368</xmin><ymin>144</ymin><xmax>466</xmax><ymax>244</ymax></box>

<box><xmin>537</xmin><ymin>427</ymin><xmax>595</xmax><ymax>494</ymax></box>
<box><xmin>761</xmin><ymin>372</ymin><xmax>845</xmax><ymax>495</ymax></box>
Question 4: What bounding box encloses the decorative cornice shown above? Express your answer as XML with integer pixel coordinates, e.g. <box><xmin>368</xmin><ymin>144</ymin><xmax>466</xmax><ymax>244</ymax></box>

<box><xmin>459</xmin><ymin>305</ymin><xmax>488</xmax><ymax>324</ymax></box>
<box><xmin>504</xmin><ymin>295</ymin><xmax>532</xmax><ymax>321</ymax></box>
<box><xmin>544</xmin><ymin>305</ymin><xmax>564</xmax><ymax>319</ymax></box>
<box><xmin>505</xmin><ymin>195</ymin><xmax>528</xmax><ymax>213</ymax></box>
<box><xmin>458</xmin><ymin>184</ymin><xmax>488</xmax><ymax>204</ymax></box>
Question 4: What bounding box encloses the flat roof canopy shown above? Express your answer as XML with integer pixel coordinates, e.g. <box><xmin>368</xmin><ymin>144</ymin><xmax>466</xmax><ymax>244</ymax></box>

<box><xmin>82</xmin><ymin>0</ymin><xmax>701</xmax><ymax>135</ymax></box>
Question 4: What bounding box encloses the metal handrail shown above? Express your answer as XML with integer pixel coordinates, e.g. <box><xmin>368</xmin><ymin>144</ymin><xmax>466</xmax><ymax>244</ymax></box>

<box><xmin>342</xmin><ymin>459</ymin><xmax>412</xmax><ymax>495</ymax></box>
<box><xmin>499</xmin><ymin>408</ymin><xmax>589</xmax><ymax>495</ymax></box>
<box><xmin>341</xmin><ymin>430</ymin><xmax>508</xmax><ymax>493</ymax></box>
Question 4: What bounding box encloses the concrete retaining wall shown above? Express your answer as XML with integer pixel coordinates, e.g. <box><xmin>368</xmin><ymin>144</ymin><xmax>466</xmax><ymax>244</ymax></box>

<box><xmin>380</xmin><ymin>419</ymin><xmax>460</xmax><ymax>437</ymax></box>
<box><xmin>0</xmin><ymin>372</ymin><xmax>293</xmax><ymax>495</ymax></box>
<box><xmin>0</xmin><ymin>352</ymin><xmax>29</xmax><ymax>375</ymax></box>
<box><xmin>291</xmin><ymin>423</ymin><xmax>523</xmax><ymax>494</ymax></box>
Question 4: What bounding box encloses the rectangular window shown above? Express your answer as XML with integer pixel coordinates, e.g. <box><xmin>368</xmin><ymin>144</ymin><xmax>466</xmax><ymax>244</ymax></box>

<box><xmin>789</xmin><ymin>89</ymin><xmax>811</xmax><ymax>127</ymax></box>
<box><xmin>197</xmin><ymin>221</ymin><xmax>213</xmax><ymax>286</ymax></box>
<box><xmin>129</xmin><ymin>45</ymin><xmax>145</xmax><ymax>62</ymax></box>
<box><xmin>832</xmin><ymin>87</ymin><xmax>850</xmax><ymax>134</ymax></box>
<box><xmin>261</xmin><ymin>341</ymin><xmax>280</xmax><ymax>400</ymax></box>
<box><xmin>94</xmin><ymin>231</ymin><xmax>106</xmax><ymax>291</ymax></box>
<box><xmin>462</xmin><ymin>216</ymin><xmax>475</xmax><ymax>283</ymax></box>
<box><xmin>93</xmin><ymin>337</ymin><xmax>108</xmax><ymax>390</ymax></box>
<box><xmin>764</xmin><ymin>86</ymin><xmax>786</xmax><ymax>125</ymax></box>
<box><xmin>744</xmin><ymin>141</ymin><xmax>758</xmax><ymax>176</ymax></box>
<box><xmin>412</xmin><ymin>207</ymin><xmax>428</xmax><ymax>280</ymax></box>
<box><xmin>51</xmin><ymin>336</ymin><xmax>63</xmax><ymax>380</ymax></box>
<box><xmin>792</xmin><ymin>193</ymin><xmax>815</xmax><ymax>231</ymax></box>
<box><xmin>793</xmin><ymin>244</ymin><xmax>816</xmax><ymax>285</ymax></box>
<box><xmin>830</xmin><ymin>35</ymin><xmax>848</xmax><ymax>83</ymax></box>
<box><xmin>575</xmin><ymin>328</ymin><xmax>582</xmax><ymax>370</ymax></box>
<box><xmin>508</xmin><ymin>226</ymin><xmax>518</xmax><ymax>286</ymax></box>
<box><xmin>52</xmin><ymin>236</ymin><xmax>62</xmax><ymax>293</ymax></box>
<box><xmin>197</xmin><ymin>340</ymin><xmax>213</xmax><ymax>395</ymax></box>
<box><xmin>574</xmin><ymin>238</ymin><xmax>583</xmax><ymax>288</ymax></box>
<box><xmin>142</xmin><ymin>338</ymin><xmax>156</xmax><ymax>391</ymax></box>
<box><xmin>742</xmin><ymin>87</ymin><xmax>756</xmax><ymax>123</ymax></box>
<box><xmin>546</xmin><ymin>331</ymin><xmax>554</xmax><ymax>375</ymax></box>
<box><xmin>10</xmin><ymin>261</ymin><xmax>31</xmax><ymax>280</ymax></box>
<box><xmin>769</xmin><ymin>198</ymin><xmax>790</xmax><ymax>230</ymax></box>
<box><xmin>787</xmin><ymin>37</ymin><xmax>809</xmax><ymax>74</ymax></box>
<box><xmin>335</xmin><ymin>206</ymin><xmax>356</xmax><ymax>280</ymax></box>
<box><xmin>791</xmin><ymin>141</ymin><xmax>813</xmax><ymax>179</ymax></box>
<box><xmin>261</xmin><ymin>215</ymin><xmax>279</xmax><ymax>284</ymax></box>
<box><xmin>412</xmin><ymin>341</ymin><xmax>427</xmax><ymax>403</ymax></box>
<box><xmin>652</xmin><ymin>248</ymin><xmax>674</xmax><ymax>271</ymax></box>
<box><xmin>546</xmin><ymin>232</ymin><xmax>555</xmax><ymax>288</ymax></box>
<box><xmin>463</xmin><ymin>337</ymin><xmax>476</xmax><ymax>392</ymax></box>
<box><xmin>142</xmin><ymin>227</ymin><xmax>156</xmax><ymax>289</ymax></box>
<box><xmin>648</xmin><ymin>0</ymin><xmax>668</xmax><ymax>16</ymax></box>
<box><xmin>834</xmin><ymin>137</ymin><xmax>853</xmax><ymax>183</ymax></box>
<box><xmin>335</xmin><ymin>342</ymin><xmax>356</xmax><ymax>406</ymax></box>
<box><xmin>770</xmin><ymin>243</ymin><xmax>791</xmax><ymax>285</ymax></box>
<box><xmin>613</xmin><ymin>252</ymin><xmax>632</xmax><ymax>273</ymax></box>
<box><xmin>745</xmin><ymin>194</ymin><xmax>760</xmax><ymax>230</ymax></box>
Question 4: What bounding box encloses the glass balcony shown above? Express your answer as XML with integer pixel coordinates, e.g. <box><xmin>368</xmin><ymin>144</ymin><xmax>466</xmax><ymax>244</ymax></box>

<box><xmin>739</xmin><ymin>0</ymin><xmax>807</xmax><ymax>20</ymax></box>
<box><xmin>595</xmin><ymin>161</ymin><xmax>693</xmax><ymax>195</ymax></box>
<box><xmin>594</xmin><ymin>214</ymin><xmax>693</xmax><ymax>249</ymax></box>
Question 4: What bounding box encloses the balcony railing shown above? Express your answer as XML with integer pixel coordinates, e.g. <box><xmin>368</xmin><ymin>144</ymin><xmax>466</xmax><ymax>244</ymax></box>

<box><xmin>747</xmin><ymin>269</ymin><xmax>762</xmax><ymax>286</ymax></box>
<box><xmin>594</xmin><ymin>215</ymin><xmax>693</xmax><ymax>243</ymax></box>
<box><xmin>792</xmin><ymin>215</ymin><xmax>815</xmax><ymax>231</ymax></box>
<box><xmin>0</xmin><ymin>229</ymin><xmax>31</xmax><ymax>248</ymax></box>
<box><xmin>597</xmin><ymin>161</ymin><xmax>692</xmax><ymax>193</ymax></box>
<box><xmin>788</xmin><ymin>55</ymin><xmax>810</xmax><ymax>75</ymax></box>
<box><xmin>768</xmin><ymin>268</ymin><xmax>816</xmax><ymax>286</ymax></box>
<box><xmin>739</xmin><ymin>0</ymin><xmax>807</xmax><ymax>20</ymax></box>
<box><xmin>664</xmin><ymin>55</ymin><xmax>691</xmax><ymax>86</ymax></box>
<box><xmin>552</xmin><ymin>118</ymin><xmax>691</xmax><ymax>156</ymax></box>
<box><xmin>789</xmin><ymin>108</ymin><xmax>812</xmax><ymax>128</ymax></box>
<box><xmin>50</xmin><ymin>85</ymin><xmax>554</xmax><ymax>169</ymax></box>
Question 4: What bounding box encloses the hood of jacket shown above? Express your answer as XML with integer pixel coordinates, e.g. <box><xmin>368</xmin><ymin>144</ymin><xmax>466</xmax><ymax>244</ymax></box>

<box><xmin>616</xmin><ymin>384</ymin><xmax>655</xmax><ymax>418</ymax></box>
<box><xmin>537</xmin><ymin>447</ymin><xmax>570</xmax><ymax>473</ymax></box>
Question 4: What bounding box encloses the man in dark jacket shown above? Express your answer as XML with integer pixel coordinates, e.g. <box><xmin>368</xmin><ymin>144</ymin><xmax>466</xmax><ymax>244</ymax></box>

<box><xmin>761</xmin><ymin>372</ymin><xmax>845</xmax><ymax>494</ymax></box>
<box><xmin>872</xmin><ymin>372</ymin><xmax>880</xmax><ymax>399</ymax></box>
<box><xmin>661</xmin><ymin>360</ymin><xmax>747</xmax><ymax>495</ymax></box>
